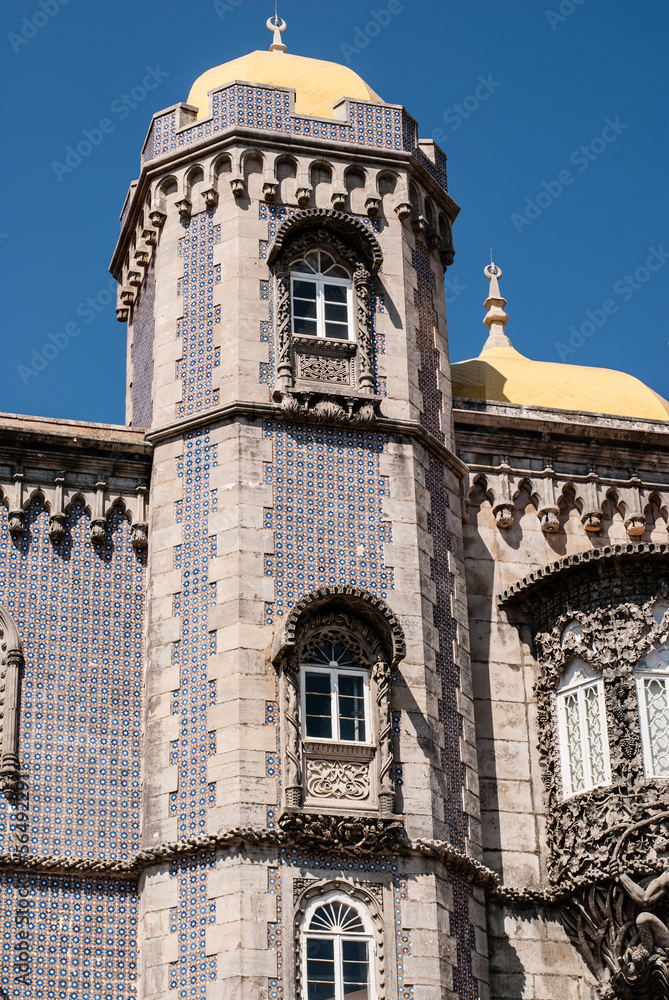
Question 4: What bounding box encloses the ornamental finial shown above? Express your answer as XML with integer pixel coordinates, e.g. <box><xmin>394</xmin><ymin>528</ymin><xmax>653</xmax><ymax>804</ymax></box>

<box><xmin>267</xmin><ymin>6</ymin><xmax>287</xmax><ymax>52</ymax></box>
<box><xmin>482</xmin><ymin>261</ymin><xmax>512</xmax><ymax>350</ymax></box>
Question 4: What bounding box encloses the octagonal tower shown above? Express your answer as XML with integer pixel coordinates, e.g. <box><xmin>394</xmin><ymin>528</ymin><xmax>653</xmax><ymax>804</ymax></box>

<box><xmin>112</xmin><ymin>20</ymin><xmax>488</xmax><ymax>999</ymax></box>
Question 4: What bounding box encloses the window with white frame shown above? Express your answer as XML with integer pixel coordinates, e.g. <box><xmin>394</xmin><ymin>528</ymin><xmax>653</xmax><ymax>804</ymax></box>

<box><xmin>302</xmin><ymin>894</ymin><xmax>375</xmax><ymax>1000</ymax></box>
<box><xmin>636</xmin><ymin>641</ymin><xmax>669</xmax><ymax>778</ymax></box>
<box><xmin>301</xmin><ymin>639</ymin><xmax>370</xmax><ymax>744</ymax></box>
<box><xmin>557</xmin><ymin>658</ymin><xmax>611</xmax><ymax>796</ymax></box>
<box><xmin>291</xmin><ymin>250</ymin><xmax>353</xmax><ymax>341</ymax></box>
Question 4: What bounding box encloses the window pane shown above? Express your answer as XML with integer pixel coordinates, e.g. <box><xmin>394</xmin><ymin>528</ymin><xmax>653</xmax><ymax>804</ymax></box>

<box><xmin>326</xmin><ymin>264</ymin><xmax>350</xmax><ymax>279</ymax></box>
<box><xmin>342</xmin><ymin>939</ymin><xmax>369</xmax><ymax>998</ymax></box>
<box><xmin>645</xmin><ymin>677</ymin><xmax>669</xmax><ymax>776</ymax></box>
<box><xmin>583</xmin><ymin>685</ymin><xmax>607</xmax><ymax>785</ymax></box>
<box><xmin>324</xmin><ymin>283</ymin><xmax>348</xmax><ymax>303</ymax></box>
<box><xmin>307</xmin><ymin>938</ymin><xmax>336</xmax><ymax>1000</ymax></box>
<box><xmin>305</xmin><ymin>672</ymin><xmax>333</xmax><ymax>740</ymax></box>
<box><xmin>338</xmin><ymin>674</ymin><xmax>366</xmax><ymax>742</ymax></box>
<box><xmin>294</xmin><ymin>317</ymin><xmax>318</xmax><ymax>336</ymax></box>
<box><xmin>294</xmin><ymin>298</ymin><xmax>318</xmax><ymax>319</ymax></box>
<box><xmin>305</xmin><ymin>252</ymin><xmax>321</xmax><ymax>271</ymax></box>
<box><xmin>318</xmin><ymin>251</ymin><xmax>335</xmax><ymax>271</ymax></box>
<box><xmin>293</xmin><ymin>260</ymin><xmax>313</xmax><ymax>273</ymax></box>
<box><xmin>563</xmin><ymin>691</ymin><xmax>585</xmax><ymax>793</ymax></box>
<box><xmin>293</xmin><ymin>280</ymin><xmax>317</xmax><ymax>299</ymax></box>
<box><xmin>324</xmin><ymin>302</ymin><xmax>348</xmax><ymax>323</ymax></box>
<box><xmin>325</xmin><ymin>323</ymin><xmax>350</xmax><ymax>340</ymax></box>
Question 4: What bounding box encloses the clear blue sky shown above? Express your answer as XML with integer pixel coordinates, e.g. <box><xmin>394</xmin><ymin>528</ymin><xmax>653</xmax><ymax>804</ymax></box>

<box><xmin>1</xmin><ymin>0</ymin><xmax>667</xmax><ymax>424</ymax></box>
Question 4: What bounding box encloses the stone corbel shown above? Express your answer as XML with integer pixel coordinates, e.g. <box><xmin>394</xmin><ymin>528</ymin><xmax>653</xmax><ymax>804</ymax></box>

<box><xmin>581</xmin><ymin>469</ymin><xmax>604</xmax><ymax>532</ymax></box>
<box><xmin>394</xmin><ymin>201</ymin><xmax>411</xmax><ymax>220</ymax></box>
<box><xmin>120</xmin><ymin>289</ymin><xmax>135</xmax><ymax>307</ymax></box>
<box><xmin>203</xmin><ymin>187</ymin><xmax>219</xmax><ymax>209</ymax></box>
<box><xmin>624</xmin><ymin>475</ymin><xmax>646</xmax><ymax>538</ymax></box>
<box><xmin>412</xmin><ymin>214</ymin><xmax>428</xmax><ymax>235</ymax></box>
<box><xmin>230</xmin><ymin>177</ymin><xmax>245</xmax><ymax>197</ymax></box>
<box><xmin>426</xmin><ymin>229</ymin><xmax>441</xmax><ymax>250</ymax></box>
<box><xmin>7</xmin><ymin>472</ymin><xmax>24</xmax><ymax>538</ymax></box>
<box><xmin>90</xmin><ymin>480</ymin><xmax>107</xmax><ymax>545</ymax></box>
<box><xmin>331</xmin><ymin>191</ymin><xmax>347</xmax><ymax>211</ymax></box>
<box><xmin>131</xmin><ymin>485</ymin><xmax>148</xmax><ymax>551</ymax></box>
<box><xmin>262</xmin><ymin>181</ymin><xmax>278</xmax><ymax>202</ymax></box>
<box><xmin>492</xmin><ymin>462</ymin><xmax>514</xmax><ymax>529</ymax></box>
<box><xmin>142</xmin><ymin>227</ymin><xmax>157</xmax><ymax>246</ymax></box>
<box><xmin>365</xmin><ymin>197</ymin><xmax>381</xmax><ymax>218</ymax></box>
<box><xmin>148</xmin><ymin>210</ymin><xmax>166</xmax><ymax>228</ymax></box>
<box><xmin>538</xmin><ymin>466</ymin><xmax>560</xmax><ymax>533</ymax></box>
<box><xmin>48</xmin><ymin>472</ymin><xmax>66</xmax><ymax>542</ymax></box>
<box><xmin>175</xmin><ymin>198</ymin><xmax>192</xmax><ymax>218</ymax></box>
<box><xmin>127</xmin><ymin>270</ymin><xmax>142</xmax><ymax>288</ymax></box>
<box><xmin>133</xmin><ymin>245</ymin><xmax>150</xmax><ymax>269</ymax></box>
<box><xmin>296</xmin><ymin>186</ymin><xmax>312</xmax><ymax>207</ymax></box>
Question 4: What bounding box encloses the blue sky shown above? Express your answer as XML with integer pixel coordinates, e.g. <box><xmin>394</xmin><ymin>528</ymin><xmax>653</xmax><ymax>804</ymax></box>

<box><xmin>1</xmin><ymin>0</ymin><xmax>667</xmax><ymax>424</ymax></box>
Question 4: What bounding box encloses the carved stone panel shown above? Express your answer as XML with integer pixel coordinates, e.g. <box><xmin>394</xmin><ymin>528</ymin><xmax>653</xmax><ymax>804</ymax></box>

<box><xmin>305</xmin><ymin>758</ymin><xmax>371</xmax><ymax>801</ymax></box>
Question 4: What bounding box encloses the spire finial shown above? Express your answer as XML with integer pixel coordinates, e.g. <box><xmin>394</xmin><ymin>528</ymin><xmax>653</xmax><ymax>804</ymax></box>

<box><xmin>267</xmin><ymin>8</ymin><xmax>287</xmax><ymax>52</ymax></box>
<box><xmin>482</xmin><ymin>261</ymin><xmax>512</xmax><ymax>350</ymax></box>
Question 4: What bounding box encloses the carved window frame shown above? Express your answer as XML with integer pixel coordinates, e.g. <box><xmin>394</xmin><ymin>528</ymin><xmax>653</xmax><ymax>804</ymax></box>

<box><xmin>269</xmin><ymin>212</ymin><xmax>382</xmax><ymax>400</ymax></box>
<box><xmin>279</xmin><ymin>610</ymin><xmax>396</xmax><ymax>817</ymax></box>
<box><xmin>301</xmin><ymin>662</ymin><xmax>373</xmax><ymax>745</ymax></box>
<box><xmin>0</xmin><ymin>606</ymin><xmax>24</xmax><ymax>799</ymax></box>
<box><xmin>294</xmin><ymin>879</ymin><xmax>385</xmax><ymax>1000</ymax></box>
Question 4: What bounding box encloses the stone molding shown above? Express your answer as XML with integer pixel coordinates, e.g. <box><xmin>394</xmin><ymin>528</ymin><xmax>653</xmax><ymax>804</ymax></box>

<box><xmin>142</xmin><ymin>397</ymin><xmax>469</xmax><ymax>478</ymax></box>
<box><xmin>266</xmin><ymin>208</ymin><xmax>383</xmax><ymax>276</ymax></box>
<box><xmin>466</xmin><ymin>464</ymin><xmax>669</xmax><ymax>537</ymax></box>
<box><xmin>0</xmin><ymin>609</ymin><xmax>23</xmax><ymax>799</ymax></box>
<box><xmin>498</xmin><ymin>542</ymin><xmax>669</xmax><ymax>613</ymax></box>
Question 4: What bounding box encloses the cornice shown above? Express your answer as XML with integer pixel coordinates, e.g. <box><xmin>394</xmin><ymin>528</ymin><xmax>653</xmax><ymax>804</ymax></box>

<box><xmin>143</xmin><ymin>399</ymin><xmax>469</xmax><ymax>480</ymax></box>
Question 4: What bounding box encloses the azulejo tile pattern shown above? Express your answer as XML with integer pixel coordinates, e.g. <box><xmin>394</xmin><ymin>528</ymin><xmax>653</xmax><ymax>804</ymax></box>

<box><xmin>145</xmin><ymin>84</ymin><xmax>449</xmax><ymax>188</ymax></box>
<box><xmin>0</xmin><ymin>872</ymin><xmax>137</xmax><ymax>999</ymax></box>
<box><xmin>393</xmin><ymin>875</ymin><xmax>414</xmax><ymax>999</ymax></box>
<box><xmin>410</xmin><ymin>242</ymin><xmax>478</xmax><ymax>997</ymax></box>
<box><xmin>176</xmin><ymin>212</ymin><xmax>221</xmax><ymax>419</ymax></box>
<box><xmin>262</xmin><ymin>422</ymin><xmax>392</xmax><ymax>625</ymax></box>
<box><xmin>168</xmin><ymin>854</ymin><xmax>217</xmax><ymax>997</ymax></box>
<box><xmin>131</xmin><ymin>254</ymin><xmax>156</xmax><ymax>427</ymax></box>
<box><xmin>0</xmin><ymin>500</ymin><xmax>144</xmax><ymax>859</ymax></box>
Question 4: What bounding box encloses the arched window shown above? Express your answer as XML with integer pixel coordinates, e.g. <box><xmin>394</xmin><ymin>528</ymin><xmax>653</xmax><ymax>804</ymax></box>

<box><xmin>302</xmin><ymin>634</ymin><xmax>370</xmax><ymax>743</ymax></box>
<box><xmin>636</xmin><ymin>641</ymin><xmax>669</xmax><ymax>778</ymax></box>
<box><xmin>302</xmin><ymin>893</ymin><xmax>375</xmax><ymax>1000</ymax></box>
<box><xmin>556</xmin><ymin>658</ymin><xmax>610</xmax><ymax>796</ymax></box>
<box><xmin>291</xmin><ymin>250</ymin><xmax>353</xmax><ymax>342</ymax></box>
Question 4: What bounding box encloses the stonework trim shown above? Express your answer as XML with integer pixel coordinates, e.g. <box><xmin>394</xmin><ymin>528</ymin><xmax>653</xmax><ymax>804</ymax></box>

<box><xmin>271</xmin><ymin>585</ymin><xmax>407</xmax><ymax>668</ymax></box>
<box><xmin>267</xmin><ymin>208</ymin><xmax>383</xmax><ymax>276</ymax></box>
<box><xmin>499</xmin><ymin>542</ymin><xmax>669</xmax><ymax>609</ymax></box>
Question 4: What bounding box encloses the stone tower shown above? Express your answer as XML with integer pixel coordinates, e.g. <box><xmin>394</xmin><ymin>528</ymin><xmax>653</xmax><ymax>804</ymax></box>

<box><xmin>111</xmin><ymin>18</ymin><xmax>489</xmax><ymax>999</ymax></box>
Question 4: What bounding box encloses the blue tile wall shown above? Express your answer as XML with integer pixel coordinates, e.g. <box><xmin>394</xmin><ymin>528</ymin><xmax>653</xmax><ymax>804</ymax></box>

<box><xmin>262</xmin><ymin>422</ymin><xmax>392</xmax><ymax>626</ymax></box>
<box><xmin>131</xmin><ymin>254</ymin><xmax>156</xmax><ymax>428</ymax></box>
<box><xmin>168</xmin><ymin>854</ymin><xmax>217</xmax><ymax>997</ymax></box>
<box><xmin>176</xmin><ymin>212</ymin><xmax>221</xmax><ymax>418</ymax></box>
<box><xmin>412</xmin><ymin>241</ymin><xmax>444</xmax><ymax>443</ymax></box>
<box><xmin>0</xmin><ymin>872</ymin><xmax>137</xmax><ymax>999</ymax></box>
<box><xmin>143</xmin><ymin>84</ymin><xmax>448</xmax><ymax>188</ymax></box>
<box><xmin>0</xmin><ymin>499</ymin><xmax>144</xmax><ymax>860</ymax></box>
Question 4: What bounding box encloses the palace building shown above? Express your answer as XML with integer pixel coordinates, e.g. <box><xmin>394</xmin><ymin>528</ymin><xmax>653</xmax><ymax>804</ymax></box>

<box><xmin>1</xmin><ymin>16</ymin><xmax>669</xmax><ymax>1000</ymax></box>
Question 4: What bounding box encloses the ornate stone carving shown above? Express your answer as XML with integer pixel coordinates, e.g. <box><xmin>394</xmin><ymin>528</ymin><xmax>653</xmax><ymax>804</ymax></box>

<box><xmin>365</xmin><ymin>196</ymin><xmax>381</xmax><ymax>217</ymax></box>
<box><xmin>175</xmin><ymin>198</ymin><xmax>192</xmax><ymax>218</ymax></box>
<box><xmin>296</xmin><ymin>186</ymin><xmax>312</xmax><ymax>206</ymax></box>
<box><xmin>493</xmin><ymin>502</ymin><xmax>514</xmax><ymax>528</ymax></box>
<box><xmin>262</xmin><ymin>181</ymin><xmax>278</xmax><ymax>202</ymax></box>
<box><xmin>331</xmin><ymin>191</ymin><xmax>347</xmax><ymax>211</ymax></box>
<box><xmin>0</xmin><ymin>611</ymin><xmax>24</xmax><ymax>800</ymax></box>
<box><xmin>270</xmin><ymin>216</ymin><xmax>379</xmax><ymax>398</ymax></box>
<box><xmin>90</xmin><ymin>518</ymin><xmax>107</xmax><ymax>544</ymax></box>
<box><xmin>276</xmin><ymin>390</ymin><xmax>380</xmax><ymax>427</ymax></box>
<box><xmin>148</xmin><ymin>209</ymin><xmax>166</xmax><ymax>228</ymax></box>
<box><xmin>540</xmin><ymin>507</ymin><xmax>560</xmax><ymax>533</ymax></box>
<box><xmin>583</xmin><ymin>510</ymin><xmax>604</xmax><ymax>532</ymax></box>
<box><xmin>412</xmin><ymin>214</ymin><xmax>428</xmax><ymax>235</ymax></box>
<box><xmin>305</xmin><ymin>759</ymin><xmax>370</xmax><ymax>800</ymax></box>
<box><xmin>130</xmin><ymin>522</ymin><xmax>148</xmax><ymax>550</ymax></box>
<box><xmin>127</xmin><ymin>270</ymin><xmax>142</xmax><ymax>287</ymax></box>
<box><xmin>7</xmin><ymin>510</ymin><xmax>24</xmax><ymax>537</ymax></box>
<box><xmin>230</xmin><ymin>177</ymin><xmax>245</xmax><ymax>197</ymax></box>
<box><xmin>278</xmin><ymin>810</ymin><xmax>402</xmax><ymax>855</ymax></box>
<box><xmin>275</xmin><ymin>606</ymin><xmax>401</xmax><ymax>817</ymax></box>
<box><xmin>296</xmin><ymin>354</ymin><xmax>350</xmax><ymax>385</ymax></box>
<box><xmin>558</xmin><ymin>870</ymin><xmax>669</xmax><ymax>997</ymax></box>
<box><xmin>48</xmin><ymin>513</ymin><xmax>66</xmax><ymax>542</ymax></box>
<box><xmin>395</xmin><ymin>202</ymin><xmax>411</xmax><ymax>220</ymax></box>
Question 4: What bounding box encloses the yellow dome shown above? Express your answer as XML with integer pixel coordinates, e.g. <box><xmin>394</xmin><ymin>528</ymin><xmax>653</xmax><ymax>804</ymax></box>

<box><xmin>187</xmin><ymin>50</ymin><xmax>383</xmax><ymax>121</ymax></box>
<box><xmin>451</xmin><ymin>345</ymin><xmax>669</xmax><ymax>421</ymax></box>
